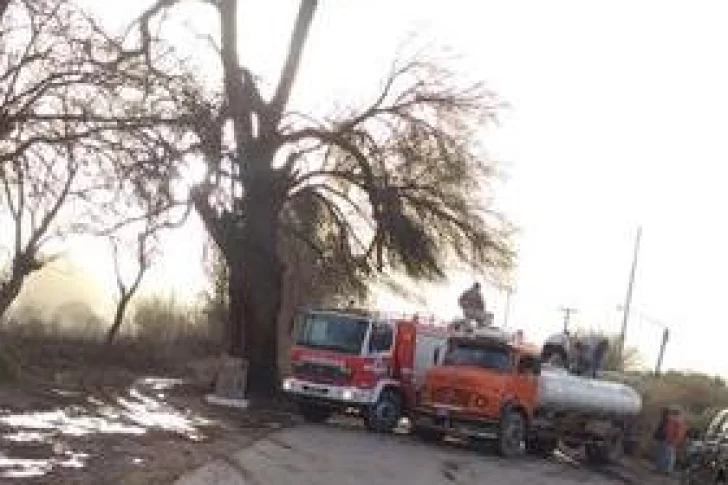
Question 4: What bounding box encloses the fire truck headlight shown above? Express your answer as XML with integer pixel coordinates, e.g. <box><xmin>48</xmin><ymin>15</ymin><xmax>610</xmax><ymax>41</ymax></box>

<box><xmin>282</xmin><ymin>378</ymin><xmax>294</xmax><ymax>391</ymax></box>
<box><xmin>342</xmin><ymin>389</ymin><xmax>355</xmax><ymax>401</ymax></box>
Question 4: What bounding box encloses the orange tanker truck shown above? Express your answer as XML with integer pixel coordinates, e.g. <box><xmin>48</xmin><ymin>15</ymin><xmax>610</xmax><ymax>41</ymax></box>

<box><xmin>413</xmin><ymin>327</ymin><xmax>641</xmax><ymax>463</ymax></box>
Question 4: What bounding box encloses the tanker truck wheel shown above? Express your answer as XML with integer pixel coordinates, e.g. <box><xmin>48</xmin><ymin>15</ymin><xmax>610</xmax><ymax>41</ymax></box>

<box><xmin>585</xmin><ymin>434</ymin><xmax>623</xmax><ymax>465</ymax></box>
<box><xmin>498</xmin><ymin>409</ymin><xmax>526</xmax><ymax>458</ymax></box>
<box><xmin>365</xmin><ymin>389</ymin><xmax>402</xmax><ymax>433</ymax></box>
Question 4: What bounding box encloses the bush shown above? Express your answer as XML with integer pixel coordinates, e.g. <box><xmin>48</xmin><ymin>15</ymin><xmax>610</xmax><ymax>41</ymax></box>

<box><xmin>631</xmin><ymin>371</ymin><xmax>728</xmax><ymax>456</ymax></box>
<box><xmin>0</xmin><ymin>297</ymin><xmax>223</xmax><ymax>376</ymax></box>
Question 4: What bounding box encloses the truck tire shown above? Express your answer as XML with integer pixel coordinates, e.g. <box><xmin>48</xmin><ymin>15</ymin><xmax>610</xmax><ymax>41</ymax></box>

<box><xmin>498</xmin><ymin>409</ymin><xmax>526</xmax><ymax>458</ymax></box>
<box><xmin>414</xmin><ymin>426</ymin><xmax>445</xmax><ymax>443</ymax></box>
<box><xmin>526</xmin><ymin>436</ymin><xmax>558</xmax><ymax>458</ymax></box>
<box><xmin>298</xmin><ymin>402</ymin><xmax>332</xmax><ymax>423</ymax></box>
<box><xmin>365</xmin><ymin>389</ymin><xmax>402</xmax><ymax>433</ymax></box>
<box><xmin>585</xmin><ymin>444</ymin><xmax>605</xmax><ymax>465</ymax></box>
<box><xmin>586</xmin><ymin>433</ymin><xmax>623</xmax><ymax>465</ymax></box>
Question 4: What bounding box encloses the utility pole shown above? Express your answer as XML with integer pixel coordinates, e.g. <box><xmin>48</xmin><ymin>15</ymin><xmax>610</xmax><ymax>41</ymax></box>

<box><xmin>655</xmin><ymin>327</ymin><xmax>669</xmax><ymax>375</ymax></box>
<box><xmin>559</xmin><ymin>306</ymin><xmax>577</xmax><ymax>333</ymax></box>
<box><xmin>618</xmin><ymin>226</ymin><xmax>642</xmax><ymax>358</ymax></box>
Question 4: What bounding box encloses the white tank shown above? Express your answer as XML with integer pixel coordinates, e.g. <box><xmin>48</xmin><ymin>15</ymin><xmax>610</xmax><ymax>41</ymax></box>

<box><xmin>538</xmin><ymin>367</ymin><xmax>642</xmax><ymax>416</ymax></box>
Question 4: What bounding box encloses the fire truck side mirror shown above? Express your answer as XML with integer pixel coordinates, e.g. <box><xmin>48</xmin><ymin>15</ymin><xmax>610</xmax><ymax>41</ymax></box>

<box><xmin>433</xmin><ymin>348</ymin><xmax>440</xmax><ymax>364</ymax></box>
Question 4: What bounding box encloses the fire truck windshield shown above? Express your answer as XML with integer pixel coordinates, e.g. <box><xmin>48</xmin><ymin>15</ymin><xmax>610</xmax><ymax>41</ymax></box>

<box><xmin>443</xmin><ymin>341</ymin><xmax>512</xmax><ymax>372</ymax></box>
<box><xmin>294</xmin><ymin>313</ymin><xmax>369</xmax><ymax>355</ymax></box>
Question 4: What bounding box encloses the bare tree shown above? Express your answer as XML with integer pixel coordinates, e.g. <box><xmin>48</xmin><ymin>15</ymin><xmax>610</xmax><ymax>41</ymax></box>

<box><xmin>118</xmin><ymin>0</ymin><xmax>514</xmax><ymax>396</ymax></box>
<box><xmin>0</xmin><ymin>147</ymin><xmax>72</xmax><ymax>317</ymax></box>
<box><xmin>105</xmin><ymin>197</ymin><xmax>192</xmax><ymax>345</ymax></box>
<box><xmin>0</xmin><ymin>0</ymin><xmax>192</xmax><ymax>319</ymax></box>
<box><xmin>106</xmin><ymin>230</ymin><xmax>153</xmax><ymax>345</ymax></box>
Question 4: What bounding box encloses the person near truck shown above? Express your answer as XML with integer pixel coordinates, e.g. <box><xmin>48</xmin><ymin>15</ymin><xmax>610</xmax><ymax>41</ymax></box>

<box><xmin>654</xmin><ymin>407</ymin><xmax>686</xmax><ymax>475</ymax></box>
<box><xmin>458</xmin><ymin>282</ymin><xmax>487</xmax><ymax>328</ymax></box>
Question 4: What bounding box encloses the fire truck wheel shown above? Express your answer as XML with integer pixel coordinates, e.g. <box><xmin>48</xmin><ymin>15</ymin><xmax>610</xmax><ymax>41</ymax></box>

<box><xmin>498</xmin><ymin>409</ymin><xmax>526</xmax><ymax>458</ymax></box>
<box><xmin>365</xmin><ymin>389</ymin><xmax>402</xmax><ymax>433</ymax></box>
<box><xmin>298</xmin><ymin>403</ymin><xmax>333</xmax><ymax>424</ymax></box>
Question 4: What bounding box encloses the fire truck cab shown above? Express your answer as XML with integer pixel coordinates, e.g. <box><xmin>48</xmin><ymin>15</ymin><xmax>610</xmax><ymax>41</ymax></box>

<box><xmin>282</xmin><ymin>308</ymin><xmax>447</xmax><ymax>432</ymax></box>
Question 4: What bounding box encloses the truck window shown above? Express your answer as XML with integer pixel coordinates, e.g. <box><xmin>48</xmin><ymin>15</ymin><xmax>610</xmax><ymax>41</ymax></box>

<box><xmin>443</xmin><ymin>343</ymin><xmax>511</xmax><ymax>372</ymax></box>
<box><xmin>294</xmin><ymin>313</ymin><xmax>369</xmax><ymax>355</ymax></box>
<box><xmin>368</xmin><ymin>322</ymin><xmax>394</xmax><ymax>354</ymax></box>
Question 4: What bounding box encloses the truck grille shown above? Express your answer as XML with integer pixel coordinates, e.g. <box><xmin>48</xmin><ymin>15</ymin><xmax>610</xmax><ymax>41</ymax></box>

<box><xmin>432</xmin><ymin>387</ymin><xmax>471</xmax><ymax>407</ymax></box>
<box><xmin>293</xmin><ymin>362</ymin><xmax>347</xmax><ymax>384</ymax></box>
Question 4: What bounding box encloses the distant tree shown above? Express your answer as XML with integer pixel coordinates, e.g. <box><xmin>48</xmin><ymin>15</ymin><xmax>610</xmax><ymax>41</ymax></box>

<box><xmin>603</xmin><ymin>341</ymin><xmax>643</xmax><ymax>372</ymax></box>
<box><xmin>106</xmin><ymin>226</ymin><xmax>154</xmax><ymax>345</ymax></box>
<box><xmin>574</xmin><ymin>330</ymin><xmax>643</xmax><ymax>372</ymax></box>
<box><xmin>117</xmin><ymin>0</ymin><xmax>515</xmax><ymax>396</ymax></box>
<box><xmin>0</xmin><ymin>0</ymin><xmax>188</xmax><ymax>319</ymax></box>
<box><xmin>104</xmin><ymin>193</ymin><xmax>191</xmax><ymax>345</ymax></box>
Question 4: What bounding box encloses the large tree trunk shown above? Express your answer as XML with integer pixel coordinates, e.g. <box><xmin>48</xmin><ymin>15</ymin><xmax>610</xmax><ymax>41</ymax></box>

<box><xmin>227</xmin><ymin>261</ymin><xmax>245</xmax><ymax>358</ymax></box>
<box><xmin>237</xmin><ymin>174</ymin><xmax>285</xmax><ymax>398</ymax></box>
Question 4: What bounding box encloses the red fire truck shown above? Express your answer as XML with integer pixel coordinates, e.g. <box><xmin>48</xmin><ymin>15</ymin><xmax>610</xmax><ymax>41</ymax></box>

<box><xmin>282</xmin><ymin>308</ymin><xmax>449</xmax><ymax>432</ymax></box>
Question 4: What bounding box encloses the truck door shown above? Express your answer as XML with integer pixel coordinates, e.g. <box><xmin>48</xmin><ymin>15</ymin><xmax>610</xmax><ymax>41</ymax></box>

<box><xmin>514</xmin><ymin>354</ymin><xmax>540</xmax><ymax>415</ymax></box>
<box><xmin>393</xmin><ymin>321</ymin><xmax>416</xmax><ymax>406</ymax></box>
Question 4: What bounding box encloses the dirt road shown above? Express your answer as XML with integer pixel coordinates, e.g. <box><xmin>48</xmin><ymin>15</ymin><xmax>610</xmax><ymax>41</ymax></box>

<box><xmin>177</xmin><ymin>422</ymin><xmax>666</xmax><ymax>485</ymax></box>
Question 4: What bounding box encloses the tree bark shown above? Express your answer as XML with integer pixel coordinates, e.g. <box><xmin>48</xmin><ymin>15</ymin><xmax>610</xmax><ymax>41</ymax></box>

<box><xmin>236</xmin><ymin>174</ymin><xmax>285</xmax><ymax>397</ymax></box>
<box><xmin>226</xmin><ymin>260</ymin><xmax>245</xmax><ymax>358</ymax></box>
<box><xmin>0</xmin><ymin>276</ymin><xmax>23</xmax><ymax>321</ymax></box>
<box><xmin>106</xmin><ymin>294</ymin><xmax>131</xmax><ymax>345</ymax></box>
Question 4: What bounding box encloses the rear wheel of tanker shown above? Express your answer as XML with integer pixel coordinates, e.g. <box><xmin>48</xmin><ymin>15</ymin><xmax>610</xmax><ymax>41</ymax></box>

<box><xmin>584</xmin><ymin>444</ymin><xmax>604</xmax><ymax>465</ymax></box>
<box><xmin>298</xmin><ymin>402</ymin><xmax>333</xmax><ymax>424</ymax></box>
<box><xmin>365</xmin><ymin>389</ymin><xmax>402</xmax><ymax>433</ymax></box>
<box><xmin>498</xmin><ymin>410</ymin><xmax>526</xmax><ymax>458</ymax></box>
<box><xmin>604</xmin><ymin>433</ymin><xmax>624</xmax><ymax>463</ymax></box>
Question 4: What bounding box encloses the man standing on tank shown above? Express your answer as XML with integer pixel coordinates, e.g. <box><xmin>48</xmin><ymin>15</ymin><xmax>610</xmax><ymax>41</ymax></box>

<box><xmin>458</xmin><ymin>282</ymin><xmax>487</xmax><ymax>328</ymax></box>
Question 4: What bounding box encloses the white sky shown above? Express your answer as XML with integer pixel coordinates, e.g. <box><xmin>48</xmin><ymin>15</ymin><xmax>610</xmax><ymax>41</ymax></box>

<box><xmin>25</xmin><ymin>0</ymin><xmax>728</xmax><ymax>376</ymax></box>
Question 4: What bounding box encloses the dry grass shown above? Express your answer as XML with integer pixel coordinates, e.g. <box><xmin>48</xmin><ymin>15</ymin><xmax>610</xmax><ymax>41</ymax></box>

<box><xmin>0</xmin><ymin>296</ymin><xmax>225</xmax><ymax>381</ymax></box>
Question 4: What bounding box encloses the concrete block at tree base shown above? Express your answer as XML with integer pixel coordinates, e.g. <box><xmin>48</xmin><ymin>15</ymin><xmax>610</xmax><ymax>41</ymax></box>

<box><xmin>205</xmin><ymin>394</ymin><xmax>249</xmax><ymax>409</ymax></box>
<box><xmin>212</xmin><ymin>355</ymin><xmax>248</xmax><ymax>400</ymax></box>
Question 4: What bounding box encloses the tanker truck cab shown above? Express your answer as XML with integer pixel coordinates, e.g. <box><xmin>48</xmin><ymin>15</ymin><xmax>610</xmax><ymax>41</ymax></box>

<box><xmin>283</xmin><ymin>309</ymin><xmax>442</xmax><ymax>432</ymax></box>
<box><xmin>414</xmin><ymin>330</ymin><xmax>542</xmax><ymax>457</ymax></box>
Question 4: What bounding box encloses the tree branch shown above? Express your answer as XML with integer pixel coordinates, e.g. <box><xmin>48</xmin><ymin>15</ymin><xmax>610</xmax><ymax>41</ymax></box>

<box><xmin>269</xmin><ymin>0</ymin><xmax>318</xmax><ymax>126</ymax></box>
